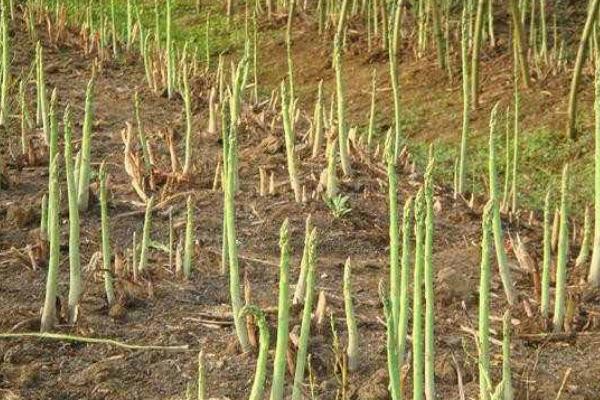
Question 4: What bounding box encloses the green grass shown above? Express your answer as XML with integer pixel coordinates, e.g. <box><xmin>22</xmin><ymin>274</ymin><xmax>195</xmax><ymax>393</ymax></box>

<box><xmin>410</xmin><ymin>122</ymin><xmax>594</xmax><ymax>215</ymax></box>
<box><xmin>62</xmin><ymin>0</ymin><xmax>248</xmax><ymax>61</ymax></box>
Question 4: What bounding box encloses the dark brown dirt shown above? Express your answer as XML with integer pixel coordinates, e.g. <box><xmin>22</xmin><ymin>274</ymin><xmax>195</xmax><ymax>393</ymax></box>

<box><xmin>1</xmin><ymin>7</ymin><xmax>600</xmax><ymax>400</ymax></box>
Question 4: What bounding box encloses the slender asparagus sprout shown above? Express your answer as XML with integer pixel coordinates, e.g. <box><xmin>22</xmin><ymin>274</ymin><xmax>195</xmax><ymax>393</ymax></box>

<box><xmin>413</xmin><ymin>188</ymin><xmax>425</xmax><ymax>400</ymax></box>
<box><xmin>539</xmin><ymin>0</ymin><xmax>548</xmax><ymax>63</ymax></box>
<box><xmin>388</xmin><ymin>0</ymin><xmax>402</xmax><ymax>160</ymax></box>
<box><xmin>252</xmin><ymin>13</ymin><xmax>258</xmax><ymax>103</ymax></box>
<box><xmin>183</xmin><ymin>196</ymin><xmax>195</xmax><ymax>279</ymax></box>
<box><xmin>588</xmin><ymin>51</ymin><xmax>600</xmax><ymax>286</ymax></box>
<box><xmin>134</xmin><ymin>91</ymin><xmax>153</xmax><ymax>174</ymax></box>
<box><xmin>270</xmin><ymin>219</ymin><xmax>291</xmax><ymax>400</ymax></box>
<box><xmin>470</xmin><ymin>0</ymin><xmax>485</xmax><ymax>108</ymax></box>
<box><xmin>40</xmin><ymin>193</ymin><xmax>48</xmax><ymax>240</ymax></box>
<box><xmin>502</xmin><ymin>310</ymin><xmax>514</xmax><ymax>399</ymax></box>
<box><xmin>40</xmin><ymin>154</ymin><xmax>60</xmax><ymax>332</ymax></box>
<box><xmin>566</xmin><ymin>0</ymin><xmax>600</xmax><ymax>139</ymax></box>
<box><xmin>99</xmin><ymin>162</ymin><xmax>115</xmax><ymax>307</ymax></box>
<box><xmin>424</xmin><ymin>156</ymin><xmax>436</xmax><ymax>400</ymax></box>
<box><xmin>312</xmin><ymin>80</ymin><xmax>324</xmax><ymax>158</ymax></box>
<box><xmin>138</xmin><ymin>196</ymin><xmax>154</xmax><ymax>274</ymax></box>
<box><xmin>553</xmin><ymin>164</ymin><xmax>570</xmax><ymax>333</ymax></box>
<box><xmin>397</xmin><ymin>196</ymin><xmax>413</xmax><ymax>370</ymax></box>
<box><xmin>508</xmin><ymin>0</ymin><xmax>531</xmax><ymax>88</ymax></box>
<box><xmin>367</xmin><ymin>69</ymin><xmax>376</xmax><ymax>151</ymax></box>
<box><xmin>430</xmin><ymin>0</ymin><xmax>446</xmax><ymax>71</ymax></box>
<box><xmin>291</xmin><ymin>228</ymin><xmax>318</xmax><ymax>400</ymax></box>
<box><xmin>0</xmin><ymin>0</ymin><xmax>10</xmax><ymax>126</ymax></box>
<box><xmin>488</xmin><ymin>104</ymin><xmax>516</xmax><ymax>305</ymax></box>
<box><xmin>166</xmin><ymin>0</ymin><xmax>174</xmax><ymax>98</ymax></box>
<box><xmin>19</xmin><ymin>79</ymin><xmax>30</xmax><ymax>156</ymax></box>
<box><xmin>382</xmin><ymin>282</ymin><xmax>401</xmax><ymax>400</ymax></box>
<box><xmin>511</xmin><ymin>45</ymin><xmax>520</xmax><ymax>213</ymax></box>
<box><xmin>458</xmin><ymin>5</ymin><xmax>469</xmax><ymax>195</ymax></box>
<box><xmin>502</xmin><ymin>108</ymin><xmax>511</xmax><ymax>211</ymax></box>
<box><xmin>343</xmin><ymin>257</ymin><xmax>359</xmax><ymax>372</ymax></box>
<box><xmin>110</xmin><ymin>0</ymin><xmax>117</xmax><ymax>55</ymax></box>
<box><xmin>240</xmin><ymin>305</ymin><xmax>269</xmax><ymax>400</ymax></box>
<box><xmin>333</xmin><ymin>0</ymin><xmax>351</xmax><ymax>176</ymax></box>
<box><xmin>575</xmin><ymin>206</ymin><xmax>591</xmax><ymax>268</ymax></box>
<box><xmin>37</xmin><ymin>43</ymin><xmax>49</xmax><ymax>144</ymax></box>
<box><xmin>142</xmin><ymin>32</ymin><xmax>153</xmax><ymax>89</ymax></box>
<box><xmin>182</xmin><ymin>63</ymin><xmax>193</xmax><ymax>176</ymax></box>
<box><xmin>540</xmin><ymin>190</ymin><xmax>552</xmax><ymax>320</ymax></box>
<box><xmin>280</xmin><ymin>81</ymin><xmax>301</xmax><ymax>202</ymax></box>
<box><xmin>197</xmin><ymin>351</ymin><xmax>206</xmax><ymax>400</ymax></box>
<box><xmin>478</xmin><ymin>202</ymin><xmax>493</xmax><ymax>400</ymax></box>
<box><xmin>77</xmin><ymin>70</ymin><xmax>96</xmax><ymax>211</ymax></box>
<box><xmin>293</xmin><ymin>215</ymin><xmax>312</xmax><ymax>306</ymax></box>
<box><xmin>47</xmin><ymin>89</ymin><xmax>59</xmax><ymax>233</ymax></box>
<box><xmin>63</xmin><ymin>106</ymin><xmax>81</xmax><ymax>324</ymax></box>
<box><xmin>285</xmin><ymin>0</ymin><xmax>295</xmax><ymax>101</ymax></box>
<box><xmin>224</xmin><ymin>101</ymin><xmax>250</xmax><ymax>352</ymax></box>
<box><xmin>386</xmin><ymin>133</ymin><xmax>400</xmax><ymax>335</ymax></box>
<box><xmin>126</xmin><ymin>0</ymin><xmax>132</xmax><ymax>50</ymax></box>
<box><xmin>325</xmin><ymin>137</ymin><xmax>339</xmax><ymax>199</ymax></box>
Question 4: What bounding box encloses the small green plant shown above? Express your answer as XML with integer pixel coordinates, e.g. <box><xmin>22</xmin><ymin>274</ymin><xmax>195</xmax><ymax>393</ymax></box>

<box><xmin>326</xmin><ymin>194</ymin><xmax>351</xmax><ymax>219</ymax></box>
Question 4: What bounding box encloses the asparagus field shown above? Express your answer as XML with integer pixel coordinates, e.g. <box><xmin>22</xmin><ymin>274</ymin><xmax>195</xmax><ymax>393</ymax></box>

<box><xmin>3</xmin><ymin>1</ymin><xmax>600</xmax><ymax>399</ymax></box>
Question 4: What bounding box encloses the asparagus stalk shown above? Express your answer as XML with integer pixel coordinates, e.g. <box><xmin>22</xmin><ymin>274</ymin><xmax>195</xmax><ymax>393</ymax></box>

<box><xmin>280</xmin><ymin>81</ymin><xmax>301</xmax><ymax>202</ymax></box>
<box><xmin>64</xmin><ymin>106</ymin><xmax>82</xmax><ymax>324</ymax></box>
<box><xmin>424</xmin><ymin>156</ymin><xmax>436</xmax><ymax>400</ymax></box>
<box><xmin>412</xmin><ymin>188</ymin><xmax>425</xmax><ymax>400</ymax></box>
<box><xmin>397</xmin><ymin>196</ymin><xmax>413</xmax><ymax>368</ymax></box>
<box><xmin>333</xmin><ymin>0</ymin><xmax>352</xmax><ymax>176</ymax></box>
<box><xmin>182</xmin><ymin>63</ymin><xmax>193</xmax><ymax>176</ymax></box>
<box><xmin>553</xmin><ymin>164</ymin><xmax>570</xmax><ymax>333</ymax></box>
<box><xmin>488</xmin><ymin>104</ymin><xmax>516</xmax><ymax>305</ymax></box>
<box><xmin>77</xmin><ymin>70</ymin><xmax>96</xmax><ymax>211</ymax></box>
<box><xmin>137</xmin><ymin>196</ymin><xmax>154</xmax><ymax>274</ymax></box>
<box><xmin>99</xmin><ymin>162</ymin><xmax>115</xmax><ymax>307</ymax></box>
<box><xmin>183</xmin><ymin>195</ymin><xmax>195</xmax><ymax>279</ymax></box>
<box><xmin>343</xmin><ymin>257</ymin><xmax>359</xmax><ymax>372</ymax></box>
<box><xmin>576</xmin><ymin>205</ymin><xmax>591</xmax><ymax>268</ymax></box>
<box><xmin>224</xmin><ymin>99</ymin><xmax>250</xmax><ymax>351</ymax></box>
<box><xmin>197</xmin><ymin>351</ymin><xmax>206</xmax><ymax>400</ymax></box>
<box><xmin>291</xmin><ymin>228</ymin><xmax>318</xmax><ymax>400</ymax></box>
<box><xmin>292</xmin><ymin>214</ymin><xmax>312</xmax><ymax>305</ymax></box>
<box><xmin>479</xmin><ymin>202</ymin><xmax>493</xmax><ymax>400</ymax></box>
<box><xmin>40</xmin><ymin>154</ymin><xmax>60</xmax><ymax>332</ymax></box>
<box><xmin>540</xmin><ymin>190</ymin><xmax>552</xmax><ymax>319</ymax></box>
<box><xmin>0</xmin><ymin>0</ymin><xmax>10</xmax><ymax>126</ymax></box>
<box><xmin>270</xmin><ymin>219</ymin><xmax>291</xmax><ymax>400</ymax></box>
<box><xmin>241</xmin><ymin>305</ymin><xmax>270</xmax><ymax>400</ymax></box>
